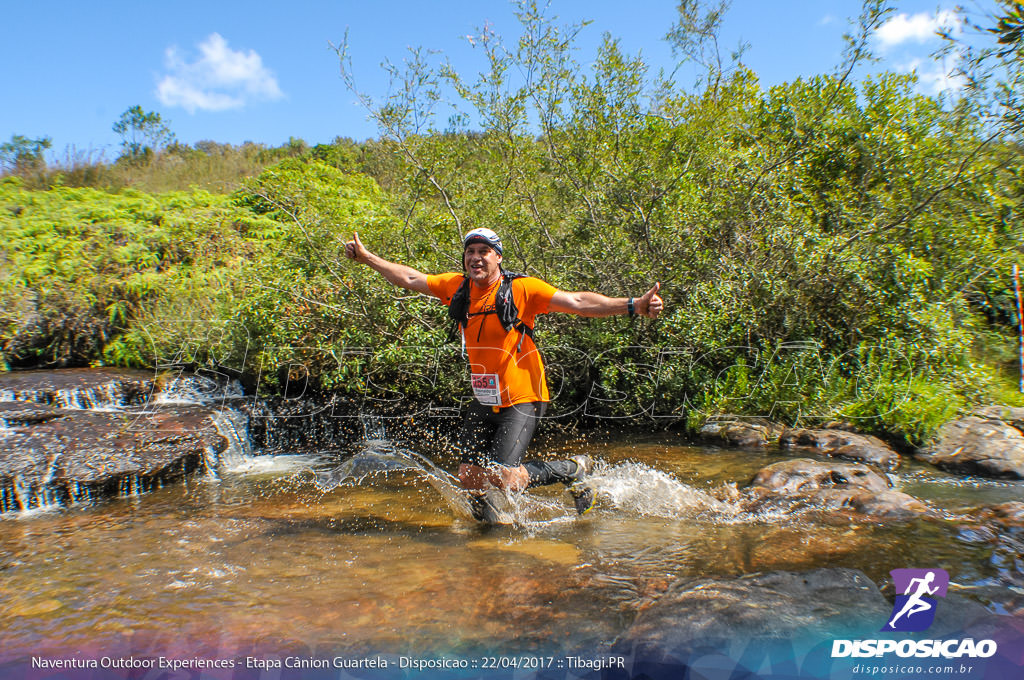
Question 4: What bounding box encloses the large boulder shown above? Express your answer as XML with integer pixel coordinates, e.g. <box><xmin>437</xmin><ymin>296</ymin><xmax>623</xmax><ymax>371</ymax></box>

<box><xmin>916</xmin><ymin>416</ymin><xmax>1024</xmax><ymax>479</ymax></box>
<box><xmin>699</xmin><ymin>419</ymin><xmax>784</xmax><ymax>448</ymax></box>
<box><xmin>746</xmin><ymin>458</ymin><xmax>928</xmax><ymax>520</ymax></box>
<box><xmin>780</xmin><ymin>428</ymin><xmax>900</xmax><ymax>470</ymax></box>
<box><xmin>612</xmin><ymin>569</ymin><xmax>887</xmax><ymax>666</ymax></box>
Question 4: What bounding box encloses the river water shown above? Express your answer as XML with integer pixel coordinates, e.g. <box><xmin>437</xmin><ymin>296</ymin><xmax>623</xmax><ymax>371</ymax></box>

<box><xmin>2</xmin><ymin>426</ymin><xmax>1022</xmax><ymax>669</ymax></box>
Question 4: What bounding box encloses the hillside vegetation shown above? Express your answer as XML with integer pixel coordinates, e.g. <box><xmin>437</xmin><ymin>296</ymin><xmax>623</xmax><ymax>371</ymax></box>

<box><xmin>2</xmin><ymin>2</ymin><xmax>1022</xmax><ymax>444</ymax></box>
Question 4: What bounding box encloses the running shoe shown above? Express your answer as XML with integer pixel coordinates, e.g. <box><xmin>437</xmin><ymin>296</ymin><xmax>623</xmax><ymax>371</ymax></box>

<box><xmin>569</xmin><ymin>483</ymin><xmax>596</xmax><ymax>515</ymax></box>
<box><xmin>567</xmin><ymin>454</ymin><xmax>594</xmax><ymax>482</ymax></box>
<box><xmin>468</xmin><ymin>488</ymin><xmax>515</xmax><ymax>525</ymax></box>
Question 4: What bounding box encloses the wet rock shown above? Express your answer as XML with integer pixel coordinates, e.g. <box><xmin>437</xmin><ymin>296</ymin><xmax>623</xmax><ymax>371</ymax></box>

<box><xmin>0</xmin><ymin>368</ymin><xmax>156</xmax><ymax>409</ymax></box>
<box><xmin>745</xmin><ymin>459</ymin><xmax>927</xmax><ymax>519</ymax></box>
<box><xmin>0</xmin><ymin>398</ymin><xmax>227</xmax><ymax>513</ymax></box>
<box><xmin>985</xmin><ymin>501</ymin><xmax>1024</xmax><ymax>525</ymax></box>
<box><xmin>826</xmin><ymin>489</ymin><xmax>928</xmax><ymax>519</ymax></box>
<box><xmin>780</xmin><ymin>428</ymin><xmax>900</xmax><ymax>470</ymax></box>
<box><xmin>698</xmin><ymin>419</ymin><xmax>784</xmax><ymax>448</ymax></box>
<box><xmin>955</xmin><ymin>501</ymin><xmax>1024</xmax><ymax>526</ymax></box>
<box><xmin>916</xmin><ymin>416</ymin><xmax>1024</xmax><ymax>479</ymax></box>
<box><xmin>0</xmin><ymin>402</ymin><xmax>63</xmax><ymax>426</ymax></box>
<box><xmin>972</xmin><ymin>405</ymin><xmax>1024</xmax><ymax>432</ymax></box>
<box><xmin>613</xmin><ymin>568</ymin><xmax>887</xmax><ymax>660</ymax></box>
<box><xmin>750</xmin><ymin>458</ymin><xmax>890</xmax><ymax>493</ymax></box>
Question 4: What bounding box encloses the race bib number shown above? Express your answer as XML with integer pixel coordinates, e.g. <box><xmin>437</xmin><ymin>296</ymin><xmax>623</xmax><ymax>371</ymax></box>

<box><xmin>471</xmin><ymin>373</ymin><xmax>502</xmax><ymax>405</ymax></box>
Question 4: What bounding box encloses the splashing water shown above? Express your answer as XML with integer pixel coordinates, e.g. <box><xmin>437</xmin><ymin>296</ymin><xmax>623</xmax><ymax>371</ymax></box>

<box><xmin>310</xmin><ymin>443</ymin><xmax>745</xmax><ymax>527</ymax></box>
<box><xmin>583</xmin><ymin>460</ymin><xmax>741</xmax><ymax>520</ymax></box>
<box><xmin>314</xmin><ymin>440</ymin><xmax>474</xmax><ymax>519</ymax></box>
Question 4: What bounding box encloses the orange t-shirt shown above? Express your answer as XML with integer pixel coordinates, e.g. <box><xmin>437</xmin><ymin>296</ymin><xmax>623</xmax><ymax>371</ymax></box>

<box><xmin>427</xmin><ymin>273</ymin><xmax>557</xmax><ymax>407</ymax></box>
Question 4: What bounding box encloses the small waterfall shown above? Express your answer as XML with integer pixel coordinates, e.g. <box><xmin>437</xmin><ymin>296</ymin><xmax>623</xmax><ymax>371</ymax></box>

<box><xmin>69</xmin><ymin>482</ymin><xmax>94</xmax><ymax>505</ymax></box>
<box><xmin>0</xmin><ymin>371</ymin><xmax>263</xmax><ymax>516</ymax></box>
<box><xmin>0</xmin><ymin>474</ymin><xmax>65</xmax><ymax>515</ymax></box>
<box><xmin>0</xmin><ymin>379</ymin><xmax>149</xmax><ymax>411</ymax></box>
<box><xmin>154</xmin><ymin>375</ymin><xmax>244</xmax><ymax>406</ymax></box>
<box><xmin>209</xmin><ymin>408</ymin><xmax>258</xmax><ymax>472</ymax></box>
<box><xmin>148</xmin><ymin>374</ymin><xmax>257</xmax><ymax>473</ymax></box>
<box><xmin>53</xmin><ymin>383</ymin><xmax>126</xmax><ymax>411</ymax></box>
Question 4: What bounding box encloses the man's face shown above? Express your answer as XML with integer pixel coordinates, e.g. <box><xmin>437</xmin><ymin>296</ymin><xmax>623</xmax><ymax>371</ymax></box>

<box><xmin>464</xmin><ymin>243</ymin><xmax>502</xmax><ymax>286</ymax></box>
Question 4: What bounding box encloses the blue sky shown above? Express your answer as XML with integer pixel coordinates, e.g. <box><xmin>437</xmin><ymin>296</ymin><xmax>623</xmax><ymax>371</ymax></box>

<box><xmin>0</xmin><ymin>1</ymin><xmax>986</xmax><ymax>162</ymax></box>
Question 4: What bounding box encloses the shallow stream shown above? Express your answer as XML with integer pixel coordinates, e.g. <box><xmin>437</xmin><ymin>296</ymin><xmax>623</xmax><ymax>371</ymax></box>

<box><xmin>2</xmin><ymin>429</ymin><xmax>1021</xmax><ymax>665</ymax></box>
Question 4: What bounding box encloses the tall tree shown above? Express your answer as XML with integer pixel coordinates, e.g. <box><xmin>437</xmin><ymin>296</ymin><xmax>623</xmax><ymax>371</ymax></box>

<box><xmin>0</xmin><ymin>134</ymin><xmax>51</xmax><ymax>173</ymax></box>
<box><xmin>112</xmin><ymin>106</ymin><xmax>175</xmax><ymax>161</ymax></box>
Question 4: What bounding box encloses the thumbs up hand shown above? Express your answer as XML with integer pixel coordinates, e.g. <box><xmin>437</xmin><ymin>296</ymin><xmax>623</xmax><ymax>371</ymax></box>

<box><xmin>344</xmin><ymin>232</ymin><xmax>369</xmax><ymax>263</ymax></box>
<box><xmin>638</xmin><ymin>282</ymin><xmax>663</xmax><ymax>319</ymax></box>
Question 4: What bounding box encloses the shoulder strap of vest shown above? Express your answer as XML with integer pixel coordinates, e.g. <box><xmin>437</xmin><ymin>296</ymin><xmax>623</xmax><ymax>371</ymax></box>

<box><xmin>446</xmin><ymin>276</ymin><xmax>471</xmax><ymax>344</ymax></box>
<box><xmin>444</xmin><ymin>270</ymin><xmax>536</xmax><ymax>351</ymax></box>
<box><xmin>496</xmin><ymin>271</ymin><xmax>535</xmax><ymax>353</ymax></box>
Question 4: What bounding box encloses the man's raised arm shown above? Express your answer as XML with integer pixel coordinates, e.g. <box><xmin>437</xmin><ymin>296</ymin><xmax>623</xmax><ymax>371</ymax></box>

<box><xmin>549</xmin><ymin>282</ymin><xmax>663</xmax><ymax>319</ymax></box>
<box><xmin>344</xmin><ymin>232</ymin><xmax>431</xmax><ymax>294</ymax></box>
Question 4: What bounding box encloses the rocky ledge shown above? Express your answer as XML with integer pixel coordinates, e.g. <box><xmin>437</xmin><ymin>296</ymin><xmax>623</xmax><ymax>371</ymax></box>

<box><xmin>0</xmin><ymin>370</ymin><xmax>230</xmax><ymax>513</ymax></box>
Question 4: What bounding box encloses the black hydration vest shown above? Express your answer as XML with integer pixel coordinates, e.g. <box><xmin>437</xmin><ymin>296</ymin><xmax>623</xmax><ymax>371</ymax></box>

<box><xmin>447</xmin><ymin>270</ymin><xmax>535</xmax><ymax>352</ymax></box>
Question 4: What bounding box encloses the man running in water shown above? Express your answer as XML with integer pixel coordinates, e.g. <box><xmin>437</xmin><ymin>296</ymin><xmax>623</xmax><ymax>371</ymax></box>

<box><xmin>345</xmin><ymin>228</ymin><xmax>663</xmax><ymax>522</ymax></box>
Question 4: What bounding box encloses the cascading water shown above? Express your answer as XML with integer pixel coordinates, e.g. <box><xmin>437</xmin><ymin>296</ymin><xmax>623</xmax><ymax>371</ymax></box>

<box><xmin>52</xmin><ymin>383</ymin><xmax>126</xmax><ymax>410</ymax></box>
<box><xmin>209</xmin><ymin>408</ymin><xmax>257</xmax><ymax>471</ymax></box>
<box><xmin>0</xmin><ymin>371</ymin><xmax>269</xmax><ymax>516</ymax></box>
<box><xmin>153</xmin><ymin>374</ymin><xmax>245</xmax><ymax>406</ymax></box>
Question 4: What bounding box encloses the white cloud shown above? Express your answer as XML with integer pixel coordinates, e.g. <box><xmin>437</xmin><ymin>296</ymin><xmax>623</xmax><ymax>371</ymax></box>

<box><xmin>156</xmin><ymin>33</ymin><xmax>283</xmax><ymax>113</ymax></box>
<box><xmin>874</xmin><ymin>10</ymin><xmax>959</xmax><ymax>48</ymax></box>
<box><xmin>901</xmin><ymin>56</ymin><xmax>966</xmax><ymax>95</ymax></box>
<box><xmin>819</xmin><ymin>14</ymin><xmax>836</xmax><ymax>26</ymax></box>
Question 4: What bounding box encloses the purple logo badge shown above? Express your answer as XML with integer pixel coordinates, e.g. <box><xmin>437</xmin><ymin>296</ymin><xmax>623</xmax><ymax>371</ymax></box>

<box><xmin>882</xmin><ymin>568</ymin><xmax>949</xmax><ymax>632</ymax></box>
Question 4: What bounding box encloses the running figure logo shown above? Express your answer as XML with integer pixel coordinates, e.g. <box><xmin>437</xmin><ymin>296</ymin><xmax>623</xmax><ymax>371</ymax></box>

<box><xmin>882</xmin><ymin>568</ymin><xmax>949</xmax><ymax>632</ymax></box>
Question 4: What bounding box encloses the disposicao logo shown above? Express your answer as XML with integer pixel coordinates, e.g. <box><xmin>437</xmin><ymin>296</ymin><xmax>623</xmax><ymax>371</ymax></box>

<box><xmin>882</xmin><ymin>568</ymin><xmax>948</xmax><ymax>632</ymax></box>
<box><xmin>831</xmin><ymin>568</ymin><xmax>998</xmax><ymax>660</ymax></box>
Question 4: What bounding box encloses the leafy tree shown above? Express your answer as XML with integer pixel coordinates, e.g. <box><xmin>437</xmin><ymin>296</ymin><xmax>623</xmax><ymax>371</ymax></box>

<box><xmin>990</xmin><ymin>0</ymin><xmax>1024</xmax><ymax>132</ymax></box>
<box><xmin>112</xmin><ymin>106</ymin><xmax>175</xmax><ymax>161</ymax></box>
<box><xmin>940</xmin><ymin>0</ymin><xmax>1024</xmax><ymax>136</ymax></box>
<box><xmin>0</xmin><ymin>134</ymin><xmax>52</xmax><ymax>173</ymax></box>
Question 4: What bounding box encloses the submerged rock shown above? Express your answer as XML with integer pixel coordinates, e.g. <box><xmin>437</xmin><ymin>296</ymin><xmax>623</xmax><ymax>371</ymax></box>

<box><xmin>745</xmin><ymin>458</ymin><xmax>927</xmax><ymax>519</ymax></box>
<box><xmin>699</xmin><ymin>419</ymin><xmax>784</xmax><ymax>448</ymax></box>
<box><xmin>613</xmin><ymin>568</ymin><xmax>887</xmax><ymax>661</ymax></box>
<box><xmin>780</xmin><ymin>428</ymin><xmax>900</xmax><ymax>470</ymax></box>
<box><xmin>916</xmin><ymin>416</ymin><xmax>1024</xmax><ymax>479</ymax></box>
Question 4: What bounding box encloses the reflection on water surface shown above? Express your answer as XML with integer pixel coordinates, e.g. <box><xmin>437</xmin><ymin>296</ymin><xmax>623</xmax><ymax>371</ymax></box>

<box><xmin>0</xmin><ymin>431</ymin><xmax>1020</xmax><ymax>662</ymax></box>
